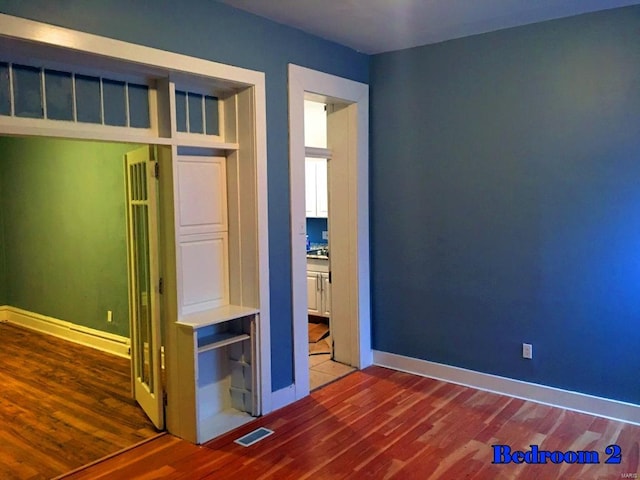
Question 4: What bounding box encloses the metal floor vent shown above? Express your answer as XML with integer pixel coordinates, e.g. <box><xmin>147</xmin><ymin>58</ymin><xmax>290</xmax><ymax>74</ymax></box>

<box><xmin>234</xmin><ymin>427</ymin><xmax>274</xmax><ymax>447</ymax></box>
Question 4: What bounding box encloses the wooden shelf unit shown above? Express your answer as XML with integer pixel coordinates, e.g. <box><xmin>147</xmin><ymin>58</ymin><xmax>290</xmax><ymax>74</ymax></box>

<box><xmin>162</xmin><ymin>83</ymin><xmax>264</xmax><ymax>445</ymax></box>
<box><xmin>175</xmin><ymin>309</ymin><xmax>258</xmax><ymax>444</ymax></box>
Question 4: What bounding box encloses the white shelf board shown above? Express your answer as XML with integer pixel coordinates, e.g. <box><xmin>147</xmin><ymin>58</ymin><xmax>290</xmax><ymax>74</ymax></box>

<box><xmin>198</xmin><ymin>333</ymin><xmax>250</xmax><ymax>352</ymax></box>
<box><xmin>177</xmin><ymin>304</ymin><xmax>259</xmax><ymax>330</ymax></box>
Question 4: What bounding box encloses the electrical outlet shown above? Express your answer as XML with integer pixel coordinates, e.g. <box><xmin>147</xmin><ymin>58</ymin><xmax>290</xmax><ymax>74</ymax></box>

<box><xmin>107</xmin><ymin>310</ymin><xmax>113</xmax><ymax>323</ymax></box>
<box><xmin>322</xmin><ymin>231</ymin><xmax>328</xmax><ymax>240</ymax></box>
<box><xmin>522</xmin><ymin>343</ymin><xmax>533</xmax><ymax>359</ymax></box>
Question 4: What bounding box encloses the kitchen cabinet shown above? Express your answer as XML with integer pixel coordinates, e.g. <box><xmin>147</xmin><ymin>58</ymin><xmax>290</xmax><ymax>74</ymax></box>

<box><xmin>305</xmin><ymin>158</ymin><xmax>328</xmax><ymax>218</ymax></box>
<box><xmin>307</xmin><ymin>272</ymin><xmax>321</xmax><ymax>314</ymax></box>
<box><xmin>321</xmin><ymin>274</ymin><xmax>331</xmax><ymax>317</ymax></box>
<box><xmin>307</xmin><ymin>257</ymin><xmax>330</xmax><ymax>317</ymax></box>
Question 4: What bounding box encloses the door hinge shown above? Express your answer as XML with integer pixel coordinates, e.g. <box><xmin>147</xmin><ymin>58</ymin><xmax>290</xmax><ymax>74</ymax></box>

<box><xmin>154</xmin><ymin>161</ymin><xmax>159</xmax><ymax>179</ymax></box>
<box><xmin>328</xmin><ymin>271</ymin><xmax>332</xmax><ymax>284</ymax></box>
<box><xmin>163</xmin><ymin>391</ymin><xmax>168</xmax><ymax>406</ymax></box>
<box><xmin>159</xmin><ymin>277</ymin><xmax>164</xmax><ymax>294</ymax></box>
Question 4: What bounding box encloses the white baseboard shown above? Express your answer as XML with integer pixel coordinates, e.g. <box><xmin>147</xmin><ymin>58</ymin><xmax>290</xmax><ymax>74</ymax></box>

<box><xmin>3</xmin><ymin>306</ymin><xmax>130</xmax><ymax>359</ymax></box>
<box><xmin>269</xmin><ymin>384</ymin><xmax>296</xmax><ymax>413</ymax></box>
<box><xmin>373</xmin><ymin>350</ymin><xmax>640</xmax><ymax>426</ymax></box>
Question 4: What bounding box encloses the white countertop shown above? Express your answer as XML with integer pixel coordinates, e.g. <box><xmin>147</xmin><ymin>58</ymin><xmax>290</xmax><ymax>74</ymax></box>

<box><xmin>306</xmin><ymin>254</ymin><xmax>329</xmax><ymax>260</ymax></box>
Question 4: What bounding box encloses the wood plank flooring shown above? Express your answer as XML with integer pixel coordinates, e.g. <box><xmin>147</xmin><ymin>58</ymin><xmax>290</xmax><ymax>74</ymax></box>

<box><xmin>0</xmin><ymin>322</ymin><xmax>159</xmax><ymax>480</ymax></box>
<box><xmin>62</xmin><ymin>365</ymin><xmax>640</xmax><ymax>479</ymax></box>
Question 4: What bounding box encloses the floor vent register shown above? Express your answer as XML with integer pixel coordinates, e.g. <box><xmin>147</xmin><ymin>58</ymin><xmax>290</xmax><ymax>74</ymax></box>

<box><xmin>234</xmin><ymin>427</ymin><xmax>275</xmax><ymax>447</ymax></box>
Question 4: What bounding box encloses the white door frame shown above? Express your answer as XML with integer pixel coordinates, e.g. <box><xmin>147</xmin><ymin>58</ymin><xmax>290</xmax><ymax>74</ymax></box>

<box><xmin>288</xmin><ymin>64</ymin><xmax>371</xmax><ymax>402</ymax></box>
<box><xmin>0</xmin><ymin>13</ymin><xmax>273</xmax><ymax>419</ymax></box>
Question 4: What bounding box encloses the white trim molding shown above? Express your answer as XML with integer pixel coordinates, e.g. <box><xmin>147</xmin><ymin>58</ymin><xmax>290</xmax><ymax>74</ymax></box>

<box><xmin>288</xmin><ymin>64</ymin><xmax>371</xmax><ymax>402</ymax></box>
<box><xmin>3</xmin><ymin>306</ymin><xmax>131</xmax><ymax>358</ymax></box>
<box><xmin>374</xmin><ymin>350</ymin><xmax>640</xmax><ymax>426</ymax></box>
<box><xmin>270</xmin><ymin>385</ymin><xmax>297</xmax><ymax>412</ymax></box>
<box><xmin>253</xmin><ymin>76</ymin><xmax>272</xmax><ymax>416</ymax></box>
<box><xmin>0</xmin><ymin>14</ymin><xmax>262</xmax><ymax>87</ymax></box>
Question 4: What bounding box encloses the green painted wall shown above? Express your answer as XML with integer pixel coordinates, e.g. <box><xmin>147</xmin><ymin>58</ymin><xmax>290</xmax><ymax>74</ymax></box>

<box><xmin>0</xmin><ymin>137</ymin><xmax>138</xmax><ymax>337</ymax></box>
<box><xmin>0</xmin><ymin>161</ymin><xmax>6</xmax><ymax>306</ymax></box>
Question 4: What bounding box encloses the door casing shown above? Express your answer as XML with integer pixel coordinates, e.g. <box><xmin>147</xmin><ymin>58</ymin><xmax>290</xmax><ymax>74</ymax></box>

<box><xmin>287</xmin><ymin>64</ymin><xmax>371</xmax><ymax>404</ymax></box>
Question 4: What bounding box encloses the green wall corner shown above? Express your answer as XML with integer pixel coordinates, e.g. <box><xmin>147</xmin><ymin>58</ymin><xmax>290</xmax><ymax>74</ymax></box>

<box><xmin>0</xmin><ymin>136</ymin><xmax>139</xmax><ymax>337</ymax></box>
<box><xmin>0</xmin><ymin>159</ymin><xmax>6</xmax><ymax>306</ymax></box>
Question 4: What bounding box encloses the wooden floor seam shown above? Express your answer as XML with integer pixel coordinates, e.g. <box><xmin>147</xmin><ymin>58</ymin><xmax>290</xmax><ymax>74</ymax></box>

<box><xmin>54</xmin><ymin>433</ymin><xmax>168</xmax><ymax>480</ymax></box>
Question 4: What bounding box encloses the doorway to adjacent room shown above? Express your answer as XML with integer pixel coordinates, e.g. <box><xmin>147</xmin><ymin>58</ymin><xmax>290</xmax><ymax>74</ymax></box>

<box><xmin>302</xmin><ymin>100</ymin><xmax>355</xmax><ymax>390</ymax></box>
<box><xmin>288</xmin><ymin>64</ymin><xmax>371</xmax><ymax>402</ymax></box>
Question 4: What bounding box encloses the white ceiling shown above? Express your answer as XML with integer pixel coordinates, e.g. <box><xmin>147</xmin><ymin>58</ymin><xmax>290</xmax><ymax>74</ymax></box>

<box><xmin>218</xmin><ymin>0</ymin><xmax>640</xmax><ymax>54</ymax></box>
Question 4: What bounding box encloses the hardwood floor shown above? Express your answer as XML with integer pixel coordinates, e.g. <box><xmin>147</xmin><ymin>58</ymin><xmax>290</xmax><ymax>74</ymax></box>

<box><xmin>0</xmin><ymin>322</ymin><xmax>159</xmax><ymax>480</ymax></box>
<box><xmin>61</xmin><ymin>365</ymin><xmax>639</xmax><ymax>479</ymax></box>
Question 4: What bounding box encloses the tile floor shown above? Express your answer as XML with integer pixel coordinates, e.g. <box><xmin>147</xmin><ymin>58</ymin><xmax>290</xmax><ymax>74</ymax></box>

<box><xmin>309</xmin><ymin>353</ymin><xmax>356</xmax><ymax>390</ymax></box>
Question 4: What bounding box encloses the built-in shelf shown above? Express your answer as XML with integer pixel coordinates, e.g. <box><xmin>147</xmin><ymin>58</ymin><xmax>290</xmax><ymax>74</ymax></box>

<box><xmin>197</xmin><ymin>332</ymin><xmax>250</xmax><ymax>352</ymax></box>
<box><xmin>167</xmin><ymin>75</ymin><xmax>262</xmax><ymax>445</ymax></box>
<box><xmin>177</xmin><ymin>305</ymin><xmax>259</xmax><ymax>329</ymax></box>
<box><xmin>198</xmin><ymin>408</ymin><xmax>253</xmax><ymax>442</ymax></box>
<box><xmin>176</xmin><ymin>309</ymin><xmax>257</xmax><ymax>444</ymax></box>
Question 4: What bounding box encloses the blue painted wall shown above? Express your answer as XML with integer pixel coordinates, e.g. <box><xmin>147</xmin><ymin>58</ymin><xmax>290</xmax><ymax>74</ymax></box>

<box><xmin>0</xmin><ymin>0</ymin><xmax>369</xmax><ymax>391</ymax></box>
<box><xmin>371</xmin><ymin>6</ymin><xmax>640</xmax><ymax>404</ymax></box>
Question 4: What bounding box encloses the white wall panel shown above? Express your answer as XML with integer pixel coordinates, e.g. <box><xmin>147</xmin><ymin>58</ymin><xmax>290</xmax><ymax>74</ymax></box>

<box><xmin>180</xmin><ymin>234</ymin><xmax>229</xmax><ymax>313</ymax></box>
<box><xmin>177</xmin><ymin>156</ymin><xmax>227</xmax><ymax>234</ymax></box>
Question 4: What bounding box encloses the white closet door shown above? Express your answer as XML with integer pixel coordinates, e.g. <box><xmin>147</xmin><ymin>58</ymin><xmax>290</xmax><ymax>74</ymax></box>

<box><xmin>176</xmin><ymin>155</ymin><xmax>230</xmax><ymax>315</ymax></box>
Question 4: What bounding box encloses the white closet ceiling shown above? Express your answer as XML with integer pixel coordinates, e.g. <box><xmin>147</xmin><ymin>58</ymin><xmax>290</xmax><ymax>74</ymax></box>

<box><xmin>218</xmin><ymin>0</ymin><xmax>640</xmax><ymax>54</ymax></box>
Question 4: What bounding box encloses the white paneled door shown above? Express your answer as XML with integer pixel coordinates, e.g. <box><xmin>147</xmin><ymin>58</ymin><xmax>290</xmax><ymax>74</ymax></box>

<box><xmin>126</xmin><ymin>146</ymin><xmax>164</xmax><ymax>429</ymax></box>
<box><xmin>175</xmin><ymin>155</ymin><xmax>230</xmax><ymax>315</ymax></box>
